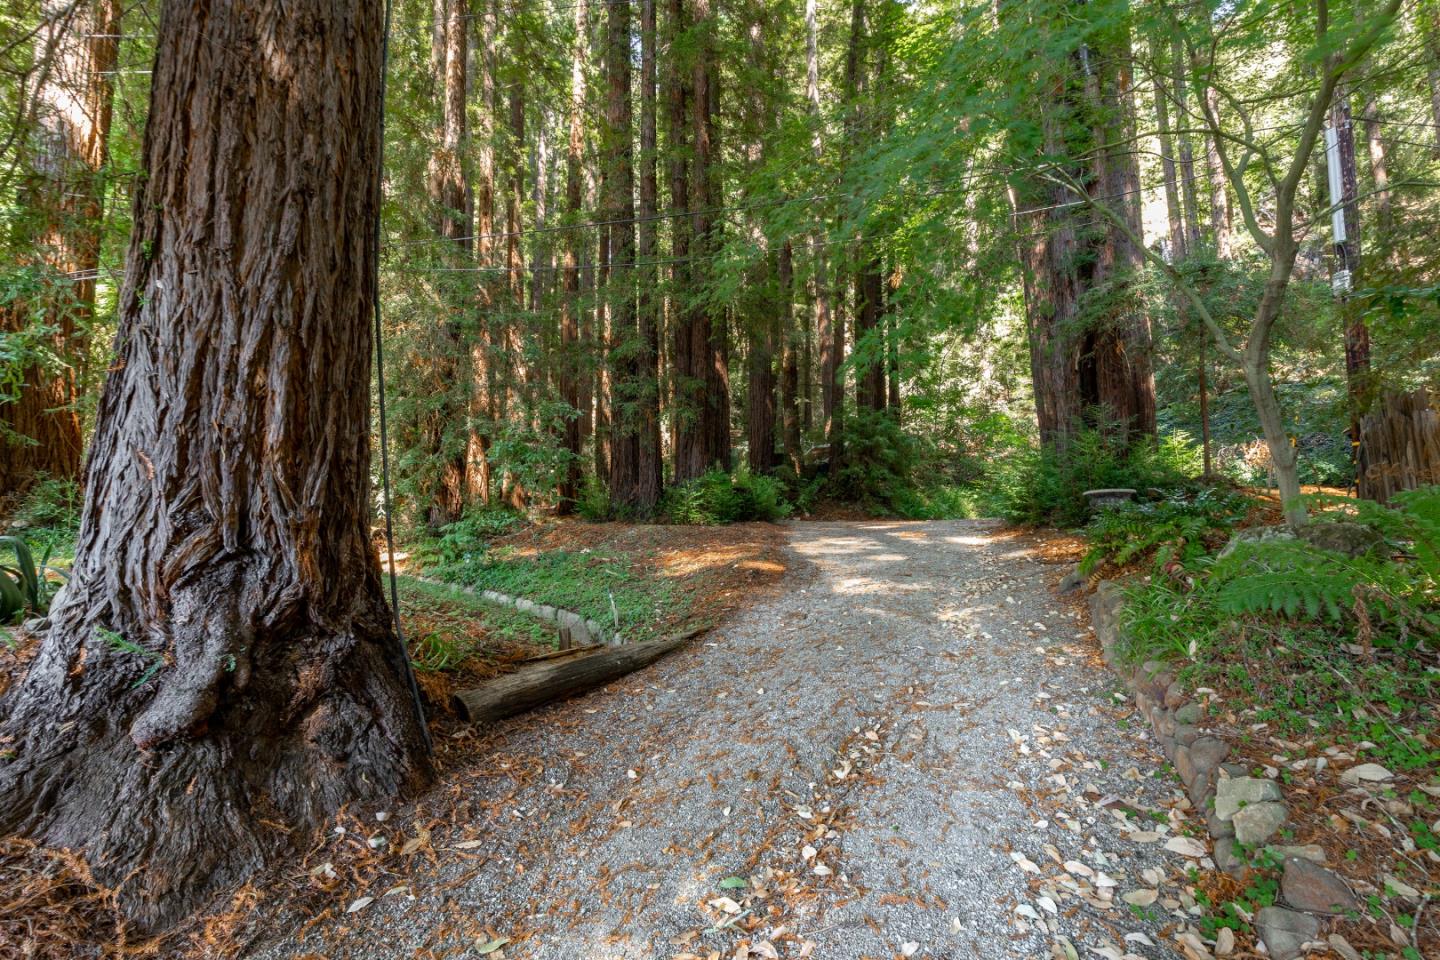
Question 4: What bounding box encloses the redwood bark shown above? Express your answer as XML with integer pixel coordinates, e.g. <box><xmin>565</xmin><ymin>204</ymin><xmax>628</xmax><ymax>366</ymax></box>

<box><xmin>0</xmin><ymin>0</ymin><xmax>120</xmax><ymax>493</ymax></box>
<box><xmin>556</xmin><ymin>0</ymin><xmax>589</xmax><ymax>513</ymax></box>
<box><xmin>806</xmin><ymin>0</ymin><xmax>836</xmax><ymax>444</ymax></box>
<box><xmin>0</xmin><ymin>0</ymin><xmax>432</xmax><ymax>931</ymax></box>
<box><xmin>426</xmin><ymin>0</ymin><xmax>470</xmax><ymax>530</ymax></box>
<box><xmin>604</xmin><ymin>0</ymin><xmax>643</xmax><ymax>509</ymax></box>
<box><xmin>673</xmin><ymin>0</ymin><xmax>729</xmax><ymax>480</ymax></box>
<box><xmin>1013</xmin><ymin>15</ymin><xmax>1155</xmax><ymax>450</ymax></box>
<box><xmin>636</xmin><ymin>0</ymin><xmax>664</xmax><ymax>508</ymax></box>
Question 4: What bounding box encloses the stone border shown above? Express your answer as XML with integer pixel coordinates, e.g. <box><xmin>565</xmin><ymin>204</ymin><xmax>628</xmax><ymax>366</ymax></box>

<box><xmin>417</xmin><ymin>577</ymin><xmax>624</xmax><ymax>646</ymax></box>
<box><xmin>1089</xmin><ymin>579</ymin><xmax>1361</xmax><ymax>960</ymax></box>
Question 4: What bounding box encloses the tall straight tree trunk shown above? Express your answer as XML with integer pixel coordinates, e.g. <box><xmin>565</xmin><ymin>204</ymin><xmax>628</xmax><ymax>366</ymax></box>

<box><xmin>636</xmin><ymin>0</ymin><xmax>663</xmax><ymax>507</ymax></box>
<box><xmin>604</xmin><ymin>0</ymin><xmax>642</xmax><ymax>509</ymax></box>
<box><xmin>1168</xmin><ymin>37</ymin><xmax>1202</xmax><ymax>252</ymax></box>
<box><xmin>1151</xmin><ymin>38</ymin><xmax>1187</xmax><ymax>262</ymax></box>
<box><xmin>780</xmin><ymin>241</ymin><xmax>802</xmax><ymax>474</ymax></box>
<box><xmin>1360</xmin><ymin>94</ymin><xmax>1394</xmax><ymax>246</ymax></box>
<box><xmin>746</xmin><ymin>287</ymin><xmax>779</xmax><ymax>475</ymax></box>
<box><xmin>426</xmin><ymin>0</ymin><xmax>470</xmax><ymax>530</ymax></box>
<box><xmin>666</xmin><ymin>0</ymin><xmax>693</xmax><ymax>480</ymax></box>
<box><xmin>502</xmin><ymin>45</ymin><xmax>528</xmax><ymax>508</ymax></box>
<box><xmin>673</xmin><ymin>0</ymin><xmax>729</xmax><ymax>480</ymax></box>
<box><xmin>1012</xmin><ymin>12</ymin><xmax>1154</xmax><ymax>450</ymax></box>
<box><xmin>556</xmin><ymin>0</ymin><xmax>589</xmax><ymax>513</ymax></box>
<box><xmin>466</xmin><ymin>0</ymin><xmax>499</xmax><ymax>506</ymax></box>
<box><xmin>1424</xmin><ymin>6</ymin><xmax>1440</xmax><ymax>156</ymax></box>
<box><xmin>0</xmin><ymin>0</ymin><xmax>432</xmax><ymax>931</ymax></box>
<box><xmin>0</xmin><ymin>0</ymin><xmax>120</xmax><ymax>493</ymax></box>
<box><xmin>1082</xmin><ymin>23</ymin><xmax>1156</xmax><ymax>443</ymax></box>
<box><xmin>806</xmin><ymin>0</ymin><xmax>835</xmax><ymax>446</ymax></box>
<box><xmin>845</xmin><ymin>0</ymin><xmax>886</xmax><ymax>415</ymax></box>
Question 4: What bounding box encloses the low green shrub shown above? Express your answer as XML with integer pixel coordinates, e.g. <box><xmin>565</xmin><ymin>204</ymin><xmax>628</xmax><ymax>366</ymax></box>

<box><xmin>659</xmin><ymin>469</ymin><xmax>792</xmax><ymax>525</ymax></box>
<box><xmin>988</xmin><ymin>426</ymin><xmax>1203</xmax><ymax>527</ymax></box>
<box><xmin>1080</xmin><ymin>489</ymin><xmax>1251</xmax><ymax>576</ymax></box>
<box><xmin>826</xmin><ymin>408</ymin><xmax>917</xmax><ymax>510</ymax></box>
<box><xmin>432</xmin><ymin>505</ymin><xmax>525</xmax><ymax>563</ymax></box>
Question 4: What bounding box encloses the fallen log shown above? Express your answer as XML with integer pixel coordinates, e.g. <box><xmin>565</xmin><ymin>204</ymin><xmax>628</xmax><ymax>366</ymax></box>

<box><xmin>453</xmin><ymin>627</ymin><xmax>705</xmax><ymax>723</ymax></box>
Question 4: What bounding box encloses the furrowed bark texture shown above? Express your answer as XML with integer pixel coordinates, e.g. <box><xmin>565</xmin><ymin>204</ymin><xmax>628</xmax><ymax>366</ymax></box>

<box><xmin>0</xmin><ymin>0</ymin><xmax>432</xmax><ymax>931</ymax></box>
<box><xmin>673</xmin><ymin>0</ymin><xmax>730</xmax><ymax>481</ymax></box>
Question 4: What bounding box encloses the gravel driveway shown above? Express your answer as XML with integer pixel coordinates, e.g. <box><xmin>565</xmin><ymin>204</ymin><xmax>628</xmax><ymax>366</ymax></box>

<box><xmin>256</xmin><ymin>521</ymin><xmax>1211</xmax><ymax>960</ymax></box>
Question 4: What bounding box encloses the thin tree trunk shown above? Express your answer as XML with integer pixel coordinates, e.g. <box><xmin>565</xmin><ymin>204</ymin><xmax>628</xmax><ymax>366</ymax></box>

<box><xmin>1424</xmin><ymin>6</ymin><xmax>1440</xmax><ymax>156</ymax></box>
<box><xmin>666</xmin><ymin>0</ymin><xmax>692</xmax><ymax>481</ymax></box>
<box><xmin>502</xmin><ymin>43</ymin><xmax>528</xmax><ymax>509</ymax></box>
<box><xmin>806</xmin><ymin>0</ymin><xmax>835</xmax><ymax>445</ymax></box>
<box><xmin>604</xmin><ymin>0</ymin><xmax>641</xmax><ymax>509</ymax></box>
<box><xmin>636</xmin><ymin>0</ymin><xmax>663</xmax><ymax>508</ymax></box>
<box><xmin>0</xmin><ymin>0</ymin><xmax>120</xmax><ymax>493</ymax></box>
<box><xmin>0</xmin><ymin>0</ymin><xmax>432</xmax><ymax>930</ymax></box>
<box><xmin>1151</xmin><ymin>39</ymin><xmax>1186</xmax><ymax>262</ymax></box>
<box><xmin>1360</xmin><ymin>94</ymin><xmax>1393</xmax><ymax>240</ymax></box>
<box><xmin>1329</xmin><ymin>81</ymin><xmax>1371</xmax><ymax>426</ymax></box>
<box><xmin>780</xmin><ymin>242</ymin><xmax>802</xmax><ymax>474</ymax></box>
<box><xmin>426</xmin><ymin>0</ymin><xmax>470</xmax><ymax>530</ymax></box>
<box><xmin>556</xmin><ymin>0</ymin><xmax>589</xmax><ymax>513</ymax></box>
<box><xmin>1189</xmin><ymin>31</ymin><xmax>1231</xmax><ymax>256</ymax></box>
<box><xmin>466</xmin><ymin>0</ymin><xmax>499</xmax><ymax>506</ymax></box>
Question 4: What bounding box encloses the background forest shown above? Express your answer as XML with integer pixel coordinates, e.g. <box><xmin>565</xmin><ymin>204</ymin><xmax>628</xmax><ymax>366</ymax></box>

<box><xmin>2</xmin><ymin>0</ymin><xmax>1439</xmax><ymax>529</ymax></box>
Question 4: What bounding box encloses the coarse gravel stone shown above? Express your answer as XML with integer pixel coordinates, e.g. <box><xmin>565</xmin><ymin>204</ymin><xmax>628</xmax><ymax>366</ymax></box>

<box><xmin>1281</xmin><ymin>857</ymin><xmax>1356</xmax><ymax>914</ymax></box>
<box><xmin>1213</xmin><ymin>776</ymin><xmax>1283</xmax><ymax>821</ymax></box>
<box><xmin>1233</xmin><ymin>801</ymin><xmax>1288</xmax><ymax>846</ymax></box>
<box><xmin>1256</xmin><ymin>905</ymin><xmax>1322</xmax><ymax>960</ymax></box>
<box><xmin>251</xmin><ymin>521</ymin><xmax>1212</xmax><ymax>960</ymax></box>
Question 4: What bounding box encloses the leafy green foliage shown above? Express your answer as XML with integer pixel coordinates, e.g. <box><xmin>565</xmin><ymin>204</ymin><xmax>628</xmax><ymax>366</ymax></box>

<box><xmin>987</xmin><ymin>426</ymin><xmax>1203</xmax><ymax>527</ymax></box>
<box><xmin>658</xmin><ymin>469</ymin><xmax>792</xmax><ymax>526</ymax></box>
<box><xmin>432</xmin><ymin>506</ymin><xmax>525</xmax><ymax>564</ymax></box>
<box><xmin>0</xmin><ymin>535</ymin><xmax>66</xmax><ymax>623</ymax></box>
<box><xmin>1080</xmin><ymin>490</ymin><xmax>1250</xmax><ymax>576</ymax></box>
<box><xmin>826</xmin><ymin>409</ymin><xmax>919</xmax><ymax>511</ymax></box>
<box><xmin>1209</xmin><ymin>488</ymin><xmax>1439</xmax><ymax>630</ymax></box>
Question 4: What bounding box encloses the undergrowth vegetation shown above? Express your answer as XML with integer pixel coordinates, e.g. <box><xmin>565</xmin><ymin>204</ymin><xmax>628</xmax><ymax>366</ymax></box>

<box><xmin>1105</xmin><ymin>487</ymin><xmax>1440</xmax><ymax>777</ymax></box>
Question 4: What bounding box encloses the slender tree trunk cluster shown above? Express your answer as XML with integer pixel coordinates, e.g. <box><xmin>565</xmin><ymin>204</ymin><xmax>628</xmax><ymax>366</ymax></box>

<box><xmin>0</xmin><ymin>0</ymin><xmax>119</xmax><ymax>493</ymax></box>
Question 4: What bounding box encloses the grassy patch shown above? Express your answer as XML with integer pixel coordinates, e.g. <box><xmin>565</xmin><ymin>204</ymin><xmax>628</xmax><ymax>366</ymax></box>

<box><xmin>397</xmin><ymin>576</ymin><xmax>557</xmax><ymax>665</ymax></box>
<box><xmin>428</xmin><ymin>547</ymin><xmax>687</xmax><ymax>644</ymax></box>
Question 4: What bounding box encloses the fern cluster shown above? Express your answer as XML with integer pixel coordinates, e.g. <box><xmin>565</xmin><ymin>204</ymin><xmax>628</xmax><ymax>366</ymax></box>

<box><xmin>1079</xmin><ymin>489</ymin><xmax>1249</xmax><ymax>577</ymax></box>
<box><xmin>1208</xmin><ymin>487</ymin><xmax>1440</xmax><ymax>635</ymax></box>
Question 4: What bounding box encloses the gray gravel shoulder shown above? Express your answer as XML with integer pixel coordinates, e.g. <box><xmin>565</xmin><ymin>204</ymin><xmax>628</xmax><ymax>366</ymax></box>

<box><xmin>251</xmin><ymin>521</ymin><xmax>1209</xmax><ymax>960</ymax></box>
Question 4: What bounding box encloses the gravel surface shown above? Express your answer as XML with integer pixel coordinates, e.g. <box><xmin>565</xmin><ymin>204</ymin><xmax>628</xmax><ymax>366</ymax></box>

<box><xmin>253</xmin><ymin>521</ymin><xmax>1213</xmax><ymax>960</ymax></box>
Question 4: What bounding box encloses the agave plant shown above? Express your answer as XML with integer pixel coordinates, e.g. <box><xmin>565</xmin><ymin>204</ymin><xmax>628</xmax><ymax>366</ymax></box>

<box><xmin>0</xmin><ymin>536</ymin><xmax>67</xmax><ymax>624</ymax></box>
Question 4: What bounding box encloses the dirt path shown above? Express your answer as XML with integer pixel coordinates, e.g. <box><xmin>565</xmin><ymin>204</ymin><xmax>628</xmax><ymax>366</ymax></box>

<box><xmin>257</xmin><ymin>521</ymin><xmax>1210</xmax><ymax>960</ymax></box>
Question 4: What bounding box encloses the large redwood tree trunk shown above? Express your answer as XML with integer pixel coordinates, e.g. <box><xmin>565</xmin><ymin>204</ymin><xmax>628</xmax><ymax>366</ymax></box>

<box><xmin>0</xmin><ymin>0</ymin><xmax>432</xmax><ymax>931</ymax></box>
<box><xmin>673</xmin><ymin>0</ymin><xmax>730</xmax><ymax>481</ymax></box>
<box><xmin>604</xmin><ymin>0</ymin><xmax>643</xmax><ymax>510</ymax></box>
<box><xmin>0</xmin><ymin>0</ymin><xmax>120</xmax><ymax>492</ymax></box>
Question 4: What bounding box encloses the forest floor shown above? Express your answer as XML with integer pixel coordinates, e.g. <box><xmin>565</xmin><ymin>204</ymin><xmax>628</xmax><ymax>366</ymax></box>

<box><xmin>230</xmin><ymin>520</ymin><xmax>1230</xmax><ymax>960</ymax></box>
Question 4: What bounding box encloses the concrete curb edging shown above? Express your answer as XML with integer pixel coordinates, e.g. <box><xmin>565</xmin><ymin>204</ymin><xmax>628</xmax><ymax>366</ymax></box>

<box><xmin>1088</xmin><ymin>579</ymin><xmax>1361</xmax><ymax>960</ymax></box>
<box><xmin>417</xmin><ymin>577</ymin><xmax>624</xmax><ymax>646</ymax></box>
